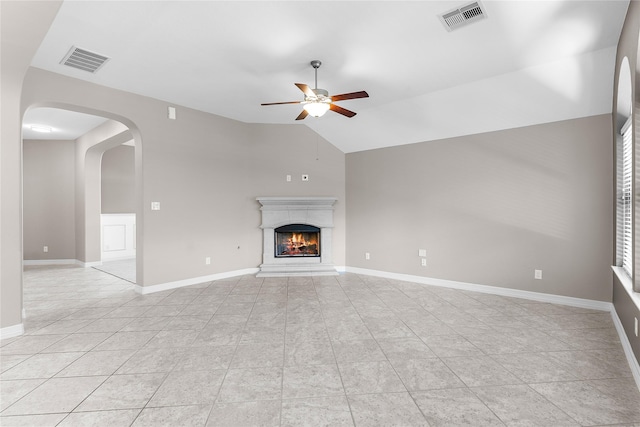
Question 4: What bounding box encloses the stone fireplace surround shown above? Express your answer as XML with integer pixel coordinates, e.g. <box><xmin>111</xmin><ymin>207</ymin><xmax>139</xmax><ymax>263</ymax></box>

<box><xmin>256</xmin><ymin>197</ymin><xmax>338</xmax><ymax>277</ymax></box>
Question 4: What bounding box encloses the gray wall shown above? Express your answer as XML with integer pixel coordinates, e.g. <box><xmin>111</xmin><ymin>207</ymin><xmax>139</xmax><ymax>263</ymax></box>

<box><xmin>1</xmin><ymin>0</ymin><xmax>62</xmax><ymax>331</ymax></box>
<box><xmin>247</xmin><ymin>123</ymin><xmax>346</xmax><ymax>265</ymax></box>
<box><xmin>23</xmin><ymin>139</ymin><xmax>76</xmax><ymax>260</ymax></box>
<box><xmin>22</xmin><ymin>138</ymin><xmax>136</xmax><ymax>262</ymax></box>
<box><xmin>613</xmin><ymin>0</ymin><xmax>640</xmax><ymax>366</ymax></box>
<box><xmin>347</xmin><ymin>115</ymin><xmax>613</xmax><ymax>302</ymax></box>
<box><xmin>102</xmin><ymin>145</ymin><xmax>135</xmax><ymax>214</ymax></box>
<box><xmin>20</xmin><ymin>67</ymin><xmax>346</xmax><ymax>287</ymax></box>
<box><xmin>614</xmin><ymin>274</ymin><xmax>640</xmax><ymax>369</ymax></box>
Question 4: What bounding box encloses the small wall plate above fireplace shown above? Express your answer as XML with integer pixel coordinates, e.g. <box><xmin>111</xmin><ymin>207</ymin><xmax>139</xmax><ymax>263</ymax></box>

<box><xmin>256</xmin><ymin>197</ymin><xmax>338</xmax><ymax>277</ymax></box>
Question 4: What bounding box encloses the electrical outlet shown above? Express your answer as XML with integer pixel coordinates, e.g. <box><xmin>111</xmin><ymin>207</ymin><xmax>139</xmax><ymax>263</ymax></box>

<box><xmin>286</xmin><ymin>175</ymin><xmax>291</xmax><ymax>182</ymax></box>
<box><xmin>151</xmin><ymin>202</ymin><xmax>160</xmax><ymax>211</ymax></box>
<box><xmin>43</xmin><ymin>246</ymin><xmax>48</xmax><ymax>253</ymax></box>
<box><xmin>534</xmin><ymin>269</ymin><xmax>542</xmax><ymax>280</ymax></box>
<box><xmin>421</xmin><ymin>258</ymin><xmax>427</xmax><ymax>267</ymax></box>
<box><xmin>205</xmin><ymin>257</ymin><xmax>211</xmax><ymax>265</ymax></box>
<box><xmin>365</xmin><ymin>252</ymin><xmax>370</xmax><ymax>260</ymax></box>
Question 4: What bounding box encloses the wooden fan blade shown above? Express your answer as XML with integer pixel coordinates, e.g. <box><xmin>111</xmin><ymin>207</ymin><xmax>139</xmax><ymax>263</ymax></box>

<box><xmin>331</xmin><ymin>91</ymin><xmax>369</xmax><ymax>102</ymax></box>
<box><xmin>295</xmin><ymin>110</ymin><xmax>308</xmax><ymax>120</ymax></box>
<box><xmin>329</xmin><ymin>103</ymin><xmax>357</xmax><ymax>118</ymax></box>
<box><xmin>261</xmin><ymin>101</ymin><xmax>303</xmax><ymax>106</ymax></box>
<box><xmin>295</xmin><ymin>83</ymin><xmax>315</xmax><ymax>97</ymax></box>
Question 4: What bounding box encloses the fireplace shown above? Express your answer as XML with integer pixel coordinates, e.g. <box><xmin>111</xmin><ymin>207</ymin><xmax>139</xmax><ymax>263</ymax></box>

<box><xmin>275</xmin><ymin>224</ymin><xmax>320</xmax><ymax>257</ymax></box>
<box><xmin>256</xmin><ymin>197</ymin><xmax>338</xmax><ymax>277</ymax></box>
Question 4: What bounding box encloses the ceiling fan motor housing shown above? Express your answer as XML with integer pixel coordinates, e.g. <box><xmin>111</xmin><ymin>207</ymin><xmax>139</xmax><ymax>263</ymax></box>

<box><xmin>311</xmin><ymin>88</ymin><xmax>329</xmax><ymax>99</ymax></box>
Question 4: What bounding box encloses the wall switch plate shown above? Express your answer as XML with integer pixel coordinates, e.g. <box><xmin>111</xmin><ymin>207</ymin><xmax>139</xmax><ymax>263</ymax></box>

<box><xmin>421</xmin><ymin>258</ymin><xmax>427</xmax><ymax>267</ymax></box>
<box><xmin>302</xmin><ymin>174</ymin><xmax>309</xmax><ymax>181</ymax></box>
<box><xmin>168</xmin><ymin>106</ymin><xmax>176</xmax><ymax>120</ymax></box>
<box><xmin>635</xmin><ymin>317</ymin><xmax>638</xmax><ymax>337</ymax></box>
<box><xmin>365</xmin><ymin>252</ymin><xmax>370</xmax><ymax>260</ymax></box>
<box><xmin>151</xmin><ymin>202</ymin><xmax>160</xmax><ymax>211</ymax></box>
<box><xmin>534</xmin><ymin>269</ymin><xmax>542</xmax><ymax>280</ymax></box>
<box><xmin>286</xmin><ymin>175</ymin><xmax>291</xmax><ymax>182</ymax></box>
<box><xmin>205</xmin><ymin>257</ymin><xmax>211</xmax><ymax>265</ymax></box>
<box><xmin>418</xmin><ymin>249</ymin><xmax>427</xmax><ymax>257</ymax></box>
<box><xmin>43</xmin><ymin>246</ymin><xmax>48</xmax><ymax>253</ymax></box>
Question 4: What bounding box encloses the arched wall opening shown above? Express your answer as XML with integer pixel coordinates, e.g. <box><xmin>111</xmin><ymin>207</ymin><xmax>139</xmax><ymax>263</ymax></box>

<box><xmin>618</xmin><ymin>57</ymin><xmax>632</xmax><ymax>130</ymax></box>
<box><xmin>22</xmin><ymin>103</ymin><xmax>143</xmax><ymax>286</ymax></box>
<box><xmin>616</xmin><ymin>57</ymin><xmax>632</xmax><ymax>279</ymax></box>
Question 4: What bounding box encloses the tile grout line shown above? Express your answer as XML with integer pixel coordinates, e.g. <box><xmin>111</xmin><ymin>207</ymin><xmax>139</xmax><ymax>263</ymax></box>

<box><xmin>200</xmin><ymin>276</ymin><xmax>249</xmax><ymax>427</ymax></box>
<box><xmin>315</xmin><ymin>275</ymin><xmax>359</xmax><ymax>427</ymax></box>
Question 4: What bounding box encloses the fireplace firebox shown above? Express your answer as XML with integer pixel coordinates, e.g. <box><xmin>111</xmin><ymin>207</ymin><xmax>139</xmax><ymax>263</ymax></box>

<box><xmin>275</xmin><ymin>224</ymin><xmax>320</xmax><ymax>257</ymax></box>
<box><xmin>256</xmin><ymin>196</ymin><xmax>338</xmax><ymax>277</ymax></box>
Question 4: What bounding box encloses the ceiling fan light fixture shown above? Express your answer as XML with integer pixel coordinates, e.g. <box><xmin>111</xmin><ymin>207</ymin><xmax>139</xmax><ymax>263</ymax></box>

<box><xmin>303</xmin><ymin>101</ymin><xmax>330</xmax><ymax>117</ymax></box>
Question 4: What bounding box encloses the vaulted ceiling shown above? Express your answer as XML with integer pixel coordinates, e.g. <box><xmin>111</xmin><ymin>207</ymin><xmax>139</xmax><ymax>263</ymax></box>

<box><xmin>25</xmin><ymin>1</ymin><xmax>629</xmax><ymax>152</ymax></box>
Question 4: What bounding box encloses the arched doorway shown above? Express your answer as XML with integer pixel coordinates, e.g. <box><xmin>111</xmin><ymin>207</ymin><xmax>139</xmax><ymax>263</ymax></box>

<box><xmin>22</xmin><ymin>105</ymin><xmax>142</xmax><ymax>284</ymax></box>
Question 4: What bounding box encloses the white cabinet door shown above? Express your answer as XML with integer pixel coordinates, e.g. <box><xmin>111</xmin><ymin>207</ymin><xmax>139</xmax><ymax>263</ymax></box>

<box><xmin>101</xmin><ymin>214</ymin><xmax>136</xmax><ymax>260</ymax></box>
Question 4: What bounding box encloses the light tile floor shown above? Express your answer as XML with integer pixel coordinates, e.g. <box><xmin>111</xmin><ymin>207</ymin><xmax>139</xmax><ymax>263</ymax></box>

<box><xmin>1</xmin><ymin>265</ymin><xmax>639</xmax><ymax>426</ymax></box>
<box><xmin>93</xmin><ymin>258</ymin><xmax>137</xmax><ymax>283</ymax></box>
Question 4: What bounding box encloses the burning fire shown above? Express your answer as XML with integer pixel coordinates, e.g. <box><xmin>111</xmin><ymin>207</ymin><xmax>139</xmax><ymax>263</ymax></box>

<box><xmin>290</xmin><ymin>233</ymin><xmax>307</xmax><ymax>246</ymax></box>
<box><xmin>278</xmin><ymin>231</ymin><xmax>319</xmax><ymax>256</ymax></box>
<box><xmin>287</xmin><ymin>233</ymin><xmax>316</xmax><ymax>250</ymax></box>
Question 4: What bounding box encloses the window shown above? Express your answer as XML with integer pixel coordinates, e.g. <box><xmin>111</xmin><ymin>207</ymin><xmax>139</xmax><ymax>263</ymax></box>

<box><xmin>620</xmin><ymin>116</ymin><xmax>633</xmax><ymax>277</ymax></box>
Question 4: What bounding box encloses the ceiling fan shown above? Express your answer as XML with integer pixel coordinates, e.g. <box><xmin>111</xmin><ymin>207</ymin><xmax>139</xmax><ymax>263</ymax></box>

<box><xmin>261</xmin><ymin>60</ymin><xmax>369</xmax><ymax>120</ymax></box>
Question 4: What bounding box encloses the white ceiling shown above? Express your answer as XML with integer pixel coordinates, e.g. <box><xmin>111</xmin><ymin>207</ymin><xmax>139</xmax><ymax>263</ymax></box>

<box><xmin>27</xmin><ymin>1</ymin><xmax>629</xmax><ymax>152</ymax></box>
<box><xmin>22</xmin><ymin>108</ymin><xmax>108</xmax><ymax>140</ymax></box>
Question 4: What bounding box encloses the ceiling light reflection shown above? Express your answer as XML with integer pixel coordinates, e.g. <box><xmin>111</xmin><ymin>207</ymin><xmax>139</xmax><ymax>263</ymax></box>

<box><xmin>30</xmin><ymin>125</ymin><xmax>53</xmax><ymax>133</ymax></box>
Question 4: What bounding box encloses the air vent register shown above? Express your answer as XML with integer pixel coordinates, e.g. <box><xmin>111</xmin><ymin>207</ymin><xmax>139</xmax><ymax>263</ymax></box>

<box><xmin>60</xmin><ymin>46</ymin><xmax>109</xmax><ymax>73</ymax></box>
<box><xmin>438</xmin><ymin>1</ymin><xmax>487</xmax><ymax>32</ymax></box>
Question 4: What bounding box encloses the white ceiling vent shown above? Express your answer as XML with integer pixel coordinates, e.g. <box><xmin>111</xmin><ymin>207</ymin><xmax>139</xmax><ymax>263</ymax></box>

<box><xmin>60</xmin><ymin>46</ymin><xmax>109</xmax><ymax>73</ymax></box>
<box><xmin>438</xmin><ymin>1</ymin><xmax>487</xmax><ymax>32</ymax></box>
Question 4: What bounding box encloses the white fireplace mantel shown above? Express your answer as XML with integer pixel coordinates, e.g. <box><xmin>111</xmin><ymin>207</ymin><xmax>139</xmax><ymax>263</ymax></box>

<box><xmin>256</xmin><ymin>197</ymin><xmax>338</xmax><ymax>277</ymax></box>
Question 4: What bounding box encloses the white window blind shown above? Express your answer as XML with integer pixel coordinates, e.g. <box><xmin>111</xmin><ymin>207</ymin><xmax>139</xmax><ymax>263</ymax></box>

<box><xmin>621</xmin><ymin>116</ymin><xmax>633</xmax><ymax>277</ymax></box>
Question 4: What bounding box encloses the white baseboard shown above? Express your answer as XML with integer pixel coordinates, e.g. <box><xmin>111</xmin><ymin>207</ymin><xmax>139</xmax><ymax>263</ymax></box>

<box><xmin>101</xmin><ymin>255</ymin><xmax>136</xmax><ymax>262</ymax></box>
<box><xmin>346</xmin><ymin>266</ymin><xmax>639</xmax><ymax>392</ymax></box>
<box><xmin>23</xmin><ymin>259</ymin><xmax>77</xmax><ymax>266</ymax></box>
<box><xmin>345</xmin><ymin>267</ymin><xmax>612</xmax><ymax>311</ymax></box>
<box><xmin>134</xmin><ymin>268</ymin><xmax>260</xmax><ymax>295</ymax></box>
<box><xmin>76</xmin><ymin>260</ymin><xmax>102</xmax><ymax>268</ymax></box>
<box><xmin>22</xmin><ymin>259</ymin><xmax>103</xmax><ymax>268</ymax></box>
<box><xmin>0</xmin><ymin>323</ymin><xmax>24</xmax><ymax>340</ymax></box>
